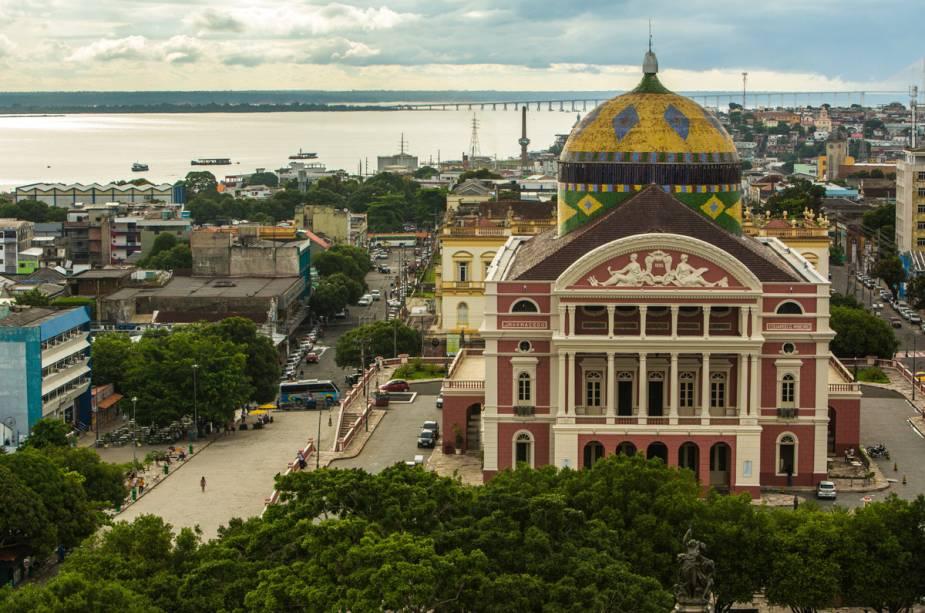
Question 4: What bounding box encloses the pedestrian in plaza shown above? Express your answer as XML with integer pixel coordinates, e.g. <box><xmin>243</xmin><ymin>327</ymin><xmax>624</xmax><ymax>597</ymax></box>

<box><xmin>200</xmin><ymin>476</ymin><xmax>206</xmax><ymax>493</ymax></box>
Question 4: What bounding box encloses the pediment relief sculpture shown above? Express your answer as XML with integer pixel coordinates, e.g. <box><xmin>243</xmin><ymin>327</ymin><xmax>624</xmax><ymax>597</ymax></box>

<box><xmin>587</xmin><ymin>250</ymin><xmax>728</xmax><ymax>288</ymax></box>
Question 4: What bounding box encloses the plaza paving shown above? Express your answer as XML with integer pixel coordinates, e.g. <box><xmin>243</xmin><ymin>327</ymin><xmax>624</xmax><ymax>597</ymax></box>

<box><xmin>115</xmin><ymin>408</ymin><xmax>339</xmax><ymax>539</ymax></box>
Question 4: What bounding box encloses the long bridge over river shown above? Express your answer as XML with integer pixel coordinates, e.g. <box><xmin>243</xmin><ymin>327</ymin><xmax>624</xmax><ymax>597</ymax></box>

<box><xmin>387</xmin><ymin>91</ymin><xmax>909</xmax><ymax>111</ymax></box>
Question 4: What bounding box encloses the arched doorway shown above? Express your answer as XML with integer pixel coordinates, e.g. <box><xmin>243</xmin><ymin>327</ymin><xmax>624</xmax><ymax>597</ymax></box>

<box><xmin>583</xmin><ymin>441</ymin><xmax>605</xmax><ymax>469</ymax></box>
<box><xmin>709</xmin><ymin>442</ymin><xmax>731</xmax><ymax>490</ymax></box>
<box><xmin>616</xmin><ymin>441</ymin><xmax>637</xmax><ymax>456</ymax></box>
<box><xmin>647</xmin><ymin>441</ymin><xmax>668</xmax><ymax>463</ymax></box>
<box><xmin>777</xmin><ymin>434</ymin><xmax>797</xmax><ymax>481</ymax></box>
<box><xmin>827</xmin><ymin>407</ymin><xmax>836</xmax><ymax>454</ymax></box>
<box><xmin>678</xmin><ymin>442</ymin><xmax>700</xmax><ymax>477</ymax></box>
<box><xmin>513</xmin><ymin>431</ymin><xmax>533</xmax><ymax>467</ymax></box>
<box><xmin>465</xmin><ymin>404</ymin><xmax>482</xmax><ymax>451</ymax></box>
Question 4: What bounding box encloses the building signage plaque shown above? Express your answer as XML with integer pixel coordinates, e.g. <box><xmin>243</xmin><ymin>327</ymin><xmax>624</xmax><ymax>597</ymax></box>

<box><xmin>501</xmin><ymin>320</ymin><xmax>548</xmax><ymax>330</ymax></box>
<box><xmin>765</xmin><ymin>322</ymin><xmax>812</xmax><ymax>331</ymax></box>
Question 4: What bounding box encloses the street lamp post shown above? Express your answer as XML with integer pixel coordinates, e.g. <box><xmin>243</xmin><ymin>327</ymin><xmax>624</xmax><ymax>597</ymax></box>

<box><xmin>913</xmin><ymin>333</ymin><xmax>918</xmax><ymax>401</ymax></box>
<box><xmin>191</xmin><ymin>363</ymin><xmax>199</xmax><ymax>440</ymax></box>
<box><xmin>316</xmin><ymin>404</ymin><xmax>322</xmax><ymax>469</ymax></box>
<box><xmin>131</xmin><ymin>396</ymin><xmax>138</xmax><ymax>466</ymax></box>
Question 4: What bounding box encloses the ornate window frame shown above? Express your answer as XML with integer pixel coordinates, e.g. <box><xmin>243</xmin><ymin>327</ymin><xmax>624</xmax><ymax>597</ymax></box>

<box><xmin>511</xmin><ymin>356</ymin><xmax>538</xmax><ymax>407</ymax></box>
<box><xmin>775</xmin><ymin>432</ymin><xmax>799</xmax><ymax>477</ymax></box>
<box><xmin>513</xmin><ymin>430</ymin><xmax>534</xmax><ymax>468</ymax></box>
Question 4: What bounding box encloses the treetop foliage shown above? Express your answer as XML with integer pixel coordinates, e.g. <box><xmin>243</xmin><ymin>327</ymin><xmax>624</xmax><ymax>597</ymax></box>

<box><xmin>3</xmin><ymin>455</ymin><xmax>925</xmax><ymax>612</ymax></box>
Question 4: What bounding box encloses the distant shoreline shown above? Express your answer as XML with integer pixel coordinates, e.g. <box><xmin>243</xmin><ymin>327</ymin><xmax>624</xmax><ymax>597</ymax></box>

<box><xmin>0</xmin><ymin>105</ymin><xmax>396</xmax><ymax>115</ymax></box>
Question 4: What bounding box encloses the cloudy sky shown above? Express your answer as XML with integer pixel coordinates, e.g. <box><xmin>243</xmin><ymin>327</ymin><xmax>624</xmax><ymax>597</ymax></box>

<box><xmin>0</xmin><ymin>0</ymin><xmax>922</xmax><ymax>92</ymax></box>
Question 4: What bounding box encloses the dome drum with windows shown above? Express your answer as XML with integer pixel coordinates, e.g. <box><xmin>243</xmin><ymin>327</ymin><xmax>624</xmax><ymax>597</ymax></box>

<box><xmin>557</xmin><ymin>49</ymin><xmax>742</xmax><ymax>235</ymax></box>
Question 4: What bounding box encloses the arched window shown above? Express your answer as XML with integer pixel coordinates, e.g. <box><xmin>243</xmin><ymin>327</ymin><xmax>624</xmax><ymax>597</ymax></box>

<box><xmin>781</xmin><ymin>374</ymin><xmax>796</xmax><ymax>405</ymax></box>
<box><xmin>776</xmin><ymin>301</ymin><xmax>803</xmax><ymax>315</ymax></box>
<box><xmin>710</xmin><ymin>373</ymin><xmax>726</xmax><ymax>409</ymax></box>
<box><xmin>457</xmin><ymin>302</ymin><xmax>469</xmax><ymax>327</ymax></box>
<box><xmin>511</xmin><ymin>299</ymin><xmax>539</xmax><ymax>313</ymax></box>
<box><xmin>585</xmin><ymin>371</ymin><xmax>603</xmax><ymax>407</ymax></box>
<box><xmin>517</xmin><ymin>372</ymin><xmax>532</xmax><ymax>403</ymax></box>
<box><xmin>583</xmin><ymin>441</ymin><xmax>605</xmax><ymax>469</ymax></box>
<box><xmin>777</xmin><ymin>433</ymin><xmax>797</xmax><ymax>476</ymax></box>
<box><xmin>514</xmin><ymin>431</ymin><xmax>534</xmax><ymax>467</ymax></box>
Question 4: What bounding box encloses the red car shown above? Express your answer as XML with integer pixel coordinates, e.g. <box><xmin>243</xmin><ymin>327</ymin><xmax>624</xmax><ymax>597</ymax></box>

<box><xmin>378</xmin><ymin>379</ymin><xmax>410</xmax><ymax>392</ymax></box>
<box><xmin>304</xmin><ymin>352</ymin><xmax>319</xmax><ymax>364</ymax></box>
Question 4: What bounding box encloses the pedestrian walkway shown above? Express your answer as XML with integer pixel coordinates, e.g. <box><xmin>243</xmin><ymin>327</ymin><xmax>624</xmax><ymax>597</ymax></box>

<box><xmin>114</xmin><ymin>409</ymin><xmax>339</xmax><ymax>539</ymax></box>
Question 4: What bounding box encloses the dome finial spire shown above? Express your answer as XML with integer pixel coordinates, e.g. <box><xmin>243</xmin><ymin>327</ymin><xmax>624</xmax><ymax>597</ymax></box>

<box><xmin>643</xmin><ymin>21</ymin><xmax>658</xmax><ymax>75</ymax></box>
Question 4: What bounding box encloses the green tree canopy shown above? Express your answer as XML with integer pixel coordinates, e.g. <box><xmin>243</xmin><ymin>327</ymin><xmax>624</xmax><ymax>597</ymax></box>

<box><xmin>873</xmin><ymin>256</ymin><xmax>905</xmax><ymax>296</ymax></box>
<box><xmin>205</xmin><ymin>317</ymin><xmax>280</xmax><ymax>403</ymax></box>
<box><xmin>0</xmin><ymin>199</ymin><xmax>67</xmax><ymax>222</ymax></box>
<box><xmin>22</xmin><ymin>417</ymin><xmax>71</xmax><ymax>449</ymax></box>
<box><xmin>14</xmin><ymin>287</ymin><xmax>51</xmax><ymax>307</ymax></box>
<box><xmin>0</xmin><ymin>464</ymin><xmax>55</xmax><ymax>555</ymax></box>
<box><xmin>830</xmin><ymin>305</ymin><xmax>898</xmax><ymax>358</ymax></box>
<box><xmin>765</xmin><ymin>179</ymin><xmax>825</xmax><ymax>217</ymax></box>
<box><xmin>90</xmin><ymin>333</ymin><xmax>134</xmax><ymax>389</ymax></box>
<box><xmin>183</xmin><ymin>171</ymin><xmax>218</xmax><ymax>196</ymax></box>
<box><xmin>244</xmin><ymin>171</ymin><xmax>279</xmax><ymax>188</ymax></box>
<box><xmin>335</xmin><ymin>320</ymin><xmax>422</xmax><ymax>367</ymax></box>
<box><xmin>309</xmin><ymin>280</ymin><xmax>349</xmax><ymax>318</ymax></box>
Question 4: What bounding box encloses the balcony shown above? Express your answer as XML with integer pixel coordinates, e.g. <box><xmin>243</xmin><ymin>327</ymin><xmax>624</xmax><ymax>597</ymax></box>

<box><xmin>574</xmin><ymin>405</ymin><xmax>605</xmax><ymax>416</ymax></box>
<box><xmin>442</xmin><ymin>226</ymin><xmax>506</xmax><ymax>237</ymax></box>
<box><xmin>514</xmin><ymin>405</ymin><xmax>535</xmax><ymax>417</ymax></box>
<box><xmin>441</xmin><ymin>281</ymin><xmax>485</xmax><ymax>290</ymax></box>
<box><xmin>777</xmin><ymin>407</ymin><xmax>797</xmax><ymax>419</ymax></box>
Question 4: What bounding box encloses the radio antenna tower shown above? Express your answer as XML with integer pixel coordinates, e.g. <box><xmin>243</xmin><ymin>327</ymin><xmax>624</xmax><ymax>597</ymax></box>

<box><xmin>469</xmin><ymin>114</ymin><xmax>481</xmax><ymax>161</ymax></box>
<box><xmin>741</xmin><ymin>72</ymin><xmax>748</xmax><ymax>109</ymax></box>
<box><xmin>399</xmin><ymin>132</ymin><xmax>407</xmax><ymax>155</ymax></box>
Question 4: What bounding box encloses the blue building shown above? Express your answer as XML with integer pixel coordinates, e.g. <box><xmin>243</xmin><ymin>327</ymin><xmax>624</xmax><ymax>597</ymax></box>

<box><xmin>0</xmin><ymin>307</ymin><xmax>91</xmax><ymax>446</ymax></box>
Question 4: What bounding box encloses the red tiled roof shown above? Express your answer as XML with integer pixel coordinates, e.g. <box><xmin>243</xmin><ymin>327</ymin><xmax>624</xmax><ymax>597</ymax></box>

<box><xmin>507</xmin><ymin>186</ymin><xmax>798</xmax><ymax>282</ymax></box>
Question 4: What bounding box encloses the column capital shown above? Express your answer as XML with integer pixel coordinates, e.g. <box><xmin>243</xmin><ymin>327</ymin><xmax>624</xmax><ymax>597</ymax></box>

<box><xmin>669</xmin><ymin>304</ymin><xmax>680</xmax><ymax>312</ymax></box>
<box><xmin>606</xmin><ymin>304</ymin><xmax>615</xmax><ymax>312</ymax></box>
<box><xmin>639</xmin><ymin>304</ymin><xmax>649</xmax><ymax>312</ymax></box>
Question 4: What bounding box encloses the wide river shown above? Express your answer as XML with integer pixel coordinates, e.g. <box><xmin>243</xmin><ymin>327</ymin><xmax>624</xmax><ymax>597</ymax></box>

<box><xmin>0</xmin><ymin>110</ymin><xmax>580</xmax><ymax>190</ymax></box>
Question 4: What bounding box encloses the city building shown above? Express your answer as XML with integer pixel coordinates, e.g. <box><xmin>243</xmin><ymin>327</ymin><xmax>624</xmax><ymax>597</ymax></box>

<box><xmin>295</xmin><ymin>205</ymin><xmax>350</xmax><ymax>245</ymax></box>
<box><xmin>435</xmin><ymin>200</ymin><xmax>555</xmax><ymax>340</ymax></box>
<box><xmin>0</xmin><ymin>219</ymin><xmax>34</xmax><ymax>274</ymax></box>
<box><xmin>15</xmin><ymin>182</ymin><xmax>182</xmax><ymax>206</ymax></box>
<box><xmin>895</xmin><ymin>147</ymin><xmax>925</xmax><ymax>253</ymax></box>
<box><xmin>137</xmin><ymin>218</ymin><xmax>192</xmax><ymax>257</ymax></box>
<box><xmin>742</xmin><ymin>208</ymin><xmax>832</xmax><ymax>279</ymax></box>
<box><xmin>190</xmin><ymin>227</ymin><xmax>311</xmax><ymax>287</ymax></box>
<box><xmin>0</xmin><ymin>306</ymin><xmax>92</xmax><ymax>445</ymax></box>
<box><xmin>440</xmin><ymin>51</ymin><xmax>860</xmax><ymax>496</ymax></box>
<box><xmin>446</xmin><ymin>180</ymin><xmax>494</xmax><ymax>213</ymax></box>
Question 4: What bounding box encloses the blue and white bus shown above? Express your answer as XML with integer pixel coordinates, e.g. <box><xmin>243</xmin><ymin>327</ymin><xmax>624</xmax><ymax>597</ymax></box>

<box><xmin>279</xmin><ymin>379</ymin><xmax>340</xmax><ymax>409</ymax></box>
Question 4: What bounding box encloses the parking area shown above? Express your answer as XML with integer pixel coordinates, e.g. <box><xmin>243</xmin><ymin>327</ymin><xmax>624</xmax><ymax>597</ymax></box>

<box><xmin>333</xmin><ymin>381</ymin><xmax>442</xmax><ymax>473</ymax></box>
<box><xmin>798</xmin><ymin>386</ymin><xmax>925</xmax><ymax>509</ymax></box>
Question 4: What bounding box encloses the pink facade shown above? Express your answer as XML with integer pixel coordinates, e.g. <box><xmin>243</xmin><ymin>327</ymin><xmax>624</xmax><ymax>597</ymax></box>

<box><xmin>441</xmin><ymin>187</ymin><xmax>861</xmax><ymax>497</ymax></box>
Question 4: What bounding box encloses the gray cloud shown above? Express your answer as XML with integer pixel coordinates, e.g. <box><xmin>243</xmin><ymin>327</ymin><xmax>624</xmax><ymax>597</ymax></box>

<box><xmin>186</xmin><ymin>8</ymin><xmax>245</xmax><ymax>33</ymax></box>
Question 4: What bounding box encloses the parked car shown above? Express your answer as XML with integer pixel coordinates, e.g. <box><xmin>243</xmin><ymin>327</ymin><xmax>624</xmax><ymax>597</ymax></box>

<box><xmin>375</xmin><ymin>252</ymin><xmax>389</xmax><ymax>260</ymax></box>
<box><xmin>436</xmin><ymin>394</ymin><xmax>443</xmax><ymax>409</ymax></box>
<box><xmin>358</xmin><ymin>295</ymin><xmax>373</xmax><ymax>306</ymax></box>
<box><xmin>890</xmin><ymin>317</ymin><xmax>903</xmax><ymax>328</ymax></box>
<box><xmin>911</xmin><ymin>315</ymin><xmax>922</xmax><ymax>325</ymax></box>
<box><xmin>816</xmin><ymin>480</ymin><xmax>837</xmax><ymax>500</ymax></box>
<box><xmin>371</xmin><ymin>289</ymin><xmax>381</xmax><ymax>301</ymax></box>
<box><xmin>334</xmin><ymin>308</ymin><xmax>348</xmax><ymax>319</ymax></box>
<box><xmin>304</xmin><ymin>352</ymin><xmax>319</xmax><ymax>364</ymax></box>
<box><xmin>405</xmin><ymin>454</ymin><xmax>425</xmax><ymax>466</ymax></box>
<box><xmin>421</xmin><ymin>420</ymin><xmax>440</xmax><ymax>438</ymax></box>
<box><xmin>379</xmin><ymin>379</ymin><xmax>410</xmax><ymax>392</ymax></box>
<box><xmin>417</xmin><ymin>430</ymin><xmax>437</xmax><ymax>448</ymax></box>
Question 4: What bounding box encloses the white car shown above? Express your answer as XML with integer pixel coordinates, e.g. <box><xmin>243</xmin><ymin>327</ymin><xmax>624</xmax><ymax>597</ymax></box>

<box><xmin>371</xmin><ymin>289</ymin><xmax>381</xmax><ymax>301</ymax></box>
<box><xmin>358</xmin><ymin>294</ymin><xmax>373</xmax><ymax>306</ymax></box>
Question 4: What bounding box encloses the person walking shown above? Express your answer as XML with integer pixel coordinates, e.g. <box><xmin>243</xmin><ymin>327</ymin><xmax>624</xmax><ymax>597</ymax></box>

<box><xmin>200</xmin><ymin>476</ymin><xmax>206</xmax><ymax>493</ymax></box>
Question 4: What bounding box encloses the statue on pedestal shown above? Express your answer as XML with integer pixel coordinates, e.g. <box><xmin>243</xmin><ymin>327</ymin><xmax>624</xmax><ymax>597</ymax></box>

<box><xmin>673</xmin><ymin>528</ymin><xmax>714</xmax><ymax>611</ymax></box>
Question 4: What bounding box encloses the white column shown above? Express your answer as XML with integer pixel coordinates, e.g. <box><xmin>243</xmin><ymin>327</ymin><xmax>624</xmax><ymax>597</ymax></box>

<box><xmin>700</xmin><ymin>352</ymin><xmax>711</xmax><ymax>421</ymax></box>
<box><xmin>638</xmin><ymin>353</ymin><xmax>648</xmax><ymax>420</ymax></box>
<box><xmin>738</xmin><ymin>306</ymin><xmax>748</xmax><ymax>338</ymax></box>
<box><xmin>567</xmin><ymin>352</ymin><xmax>575</xmax><ymax>415</ymax></box>
<box><xmin>557</xmin><ymin>352</ymin><xmax>567</xmax><ymax>416</ymax></box>
<box><xmin>703</xmin><ymin>305</ymin><xmax>712</xmax><ymax>339</ymax></box>
<box><xmin>558</xmin><ymin>305</ymin><xmax>567</xmax><ymax>336</ymax></box>
<box><xmin>567</xmin><ymin>305</ymin><xmax>576</xmax><ymax>338</ymax></box>
<box><xmin>606</xmin><ymin>352</ymin><xmax>616</xmax><ymax>423</ymax></box>
<box><xmin>639</xmin><ymin>305</ymin><xmax>648</xmax><ymax>339</ymax></box>
<box><xmin>736</xmin><ymin>353</ymin><xmax>746</xmax><ymax>416</ymax></box>
<box><xmin>669</xmin><ymin>352</ymin><xmax>679</xmax><ymax>424</ymax></box>
<box><xmin>749</xmin><ymin>353</ymin><xmax>760</xmax><ymax>416</ymax></box>
<box><xmin>607</xmin><ymin>305</ymin><xmax>615</xmax><ymax>338</ymax></box>
<box><xmin>749</xmin><ymin>306</ymin><xmax>759</xmax><ymax>340</ymax></box>
<box><xmin>670</xmin><ymin>305</ymin><xmax>680</xmax><ymax>339</ymax></box>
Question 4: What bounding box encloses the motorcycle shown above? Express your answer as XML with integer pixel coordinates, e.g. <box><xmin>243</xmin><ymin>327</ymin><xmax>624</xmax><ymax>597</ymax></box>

<box><xmin>866</xmin><ymin>444</ymin><xmax>890</xmax><ymax>460</ymax></box>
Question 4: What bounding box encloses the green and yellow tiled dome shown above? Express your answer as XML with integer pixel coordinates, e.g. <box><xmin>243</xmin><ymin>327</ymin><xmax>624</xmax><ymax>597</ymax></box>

<box><xmin>557</xmin><ymin>50</ymin><xmax>742</xmax><ymax>235</ymax></box>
